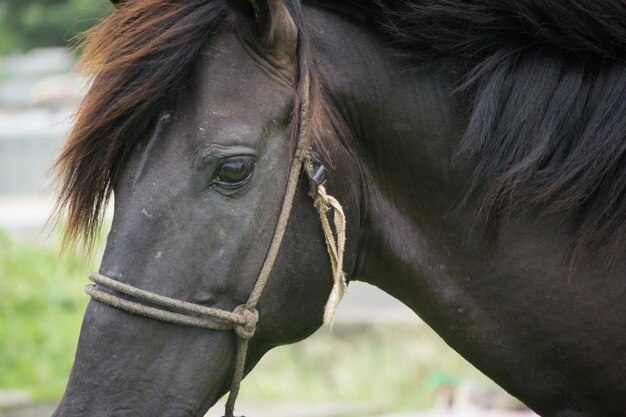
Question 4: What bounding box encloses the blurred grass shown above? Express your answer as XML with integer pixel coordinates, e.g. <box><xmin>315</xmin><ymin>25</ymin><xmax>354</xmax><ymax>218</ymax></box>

<box><xmin>0</xmin><ymin>230</ymin><xmax>488</xmax><ymax>411</ymax></box>
<box><xmin>0</xmin><ymin>230</ymin><xmax>94</xmax><ymax>400</ymax></box>
<box><xmin>243</xmin><ymin>325</ymin><xmax>489</xmax><ymax>411</ymax></box>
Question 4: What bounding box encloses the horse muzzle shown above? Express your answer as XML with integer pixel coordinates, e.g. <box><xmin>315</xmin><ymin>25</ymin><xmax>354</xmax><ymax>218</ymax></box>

<box><xmin>53</xmin><ymin>299</ymin><xmax>236</xmax><ymax>417</ymax></box>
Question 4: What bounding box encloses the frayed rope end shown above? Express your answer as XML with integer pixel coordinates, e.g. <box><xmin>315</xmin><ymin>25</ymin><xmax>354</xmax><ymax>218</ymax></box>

<box><xmin>323</xmin><ymin>273</ymin><xmax>347</xmax><ymax>328</ymax></box>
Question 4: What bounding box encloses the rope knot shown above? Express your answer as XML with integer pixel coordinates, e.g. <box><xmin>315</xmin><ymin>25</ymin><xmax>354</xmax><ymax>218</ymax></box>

<box><xmin>313</xmin><ymin>191</ymin><xmax>330</xmax><ymax>212</ymax></box>
<box><xmin>232</xmin><ymin>305</ymin><xmax>259</xmax><ymax>340</ymax></box>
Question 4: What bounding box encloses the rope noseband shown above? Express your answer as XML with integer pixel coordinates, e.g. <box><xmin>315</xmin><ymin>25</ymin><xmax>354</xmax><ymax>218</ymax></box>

<box><xmin>85</xmin><ymin>73</ymin><xmax>347</xmax><ymax>417</ymax></box>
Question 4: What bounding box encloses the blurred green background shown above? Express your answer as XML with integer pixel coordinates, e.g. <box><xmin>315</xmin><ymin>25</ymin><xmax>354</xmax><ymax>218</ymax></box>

<box><xmin>0</xmin><ymin>231</ymin><xmax>92</xmax><ymax>401</ymax></box>
<box><xmin>0</xmin><ymin>0</ymin><xmax>111</xmax><ymax>55</ymax></box>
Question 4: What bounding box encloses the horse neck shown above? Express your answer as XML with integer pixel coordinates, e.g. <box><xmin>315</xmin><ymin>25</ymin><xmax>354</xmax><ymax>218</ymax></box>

<box><xmin>309</xmin><ymin>6</ymin><xmax>626</xmax><ymax>415</ymax></box>
<box><xmin>309</xmin><ymin>6</ymin><xmax>470</xmax><ymax>299</ymax></box>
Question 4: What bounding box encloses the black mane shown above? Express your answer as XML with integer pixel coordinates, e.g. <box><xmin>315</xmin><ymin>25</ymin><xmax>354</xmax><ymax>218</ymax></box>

<box><xmin>378</xmin><ymin>0</ymin><xmax>626</xmax><ymax>61</ymax></box>
<box><xmin>370</xmin><ymin>0</ymin><xmax>626</xmax><ymax>265</ymax></box>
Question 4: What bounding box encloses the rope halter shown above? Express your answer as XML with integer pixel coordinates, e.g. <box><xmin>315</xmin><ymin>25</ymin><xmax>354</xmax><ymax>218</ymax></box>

<box><xmin>84</xmin><ymin>73</ymin><xmax>347</xmax><ymax>417</ymax></box>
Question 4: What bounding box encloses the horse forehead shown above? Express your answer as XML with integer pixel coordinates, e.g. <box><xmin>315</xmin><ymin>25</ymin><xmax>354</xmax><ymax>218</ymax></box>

<box><xmin>199</xmin><ymin>30</ymin><xmax>252</xmax><ymax>78</ymax></box>
<box><xmin>193</xmin><ymin>30</ymin><xmax>293</xmax><ymax>118</ymax></box>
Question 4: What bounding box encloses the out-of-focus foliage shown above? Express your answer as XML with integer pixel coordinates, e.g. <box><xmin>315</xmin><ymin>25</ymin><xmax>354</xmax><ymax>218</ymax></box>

<box><xmin>0</xmin><ymin>0</ymin><xmax>112</xmax><ymax>54</ymax></box>
<box><xmin>0</xmin><ymin>231</ymin><xmax>93</xmax><ymax>400</ymax></box>
<box><xmin>243</xmin><ymin>325</ymin><xmax>490</xmax><ymax>411</ymax></box>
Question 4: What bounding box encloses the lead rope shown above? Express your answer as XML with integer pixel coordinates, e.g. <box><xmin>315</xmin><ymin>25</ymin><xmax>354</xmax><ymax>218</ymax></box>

<box><xmin>84</xmin><ymin>72</ymin><xmax>347</xmax><ymax>417</ymax></box>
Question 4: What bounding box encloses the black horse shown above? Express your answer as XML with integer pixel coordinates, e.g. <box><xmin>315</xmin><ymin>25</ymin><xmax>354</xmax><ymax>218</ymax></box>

<box><xmin>53</xmin><ymin>0</ymin><xmax>626</xmax><ymax>416</ymax></box>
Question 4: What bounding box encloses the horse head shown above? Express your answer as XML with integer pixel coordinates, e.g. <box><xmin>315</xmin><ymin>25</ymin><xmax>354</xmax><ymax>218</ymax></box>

<box><xmin>53</xmin><ymin>1</ymin><xmax>360</xmax><ymax>416</ymax></box>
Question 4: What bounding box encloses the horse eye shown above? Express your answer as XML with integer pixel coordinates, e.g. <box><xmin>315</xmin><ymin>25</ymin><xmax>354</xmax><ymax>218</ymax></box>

<box><xmin>214</xmin><ymin>157</ymin><xmax>255</xmax><ymax>187</ymax></box>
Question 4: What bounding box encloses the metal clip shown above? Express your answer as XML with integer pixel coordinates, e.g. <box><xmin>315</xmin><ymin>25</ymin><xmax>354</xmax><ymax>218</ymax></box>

<box><xmin>306</xmin><ymin>161</ymin><xmax>327</xmax><ymax>199</ymax></box>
